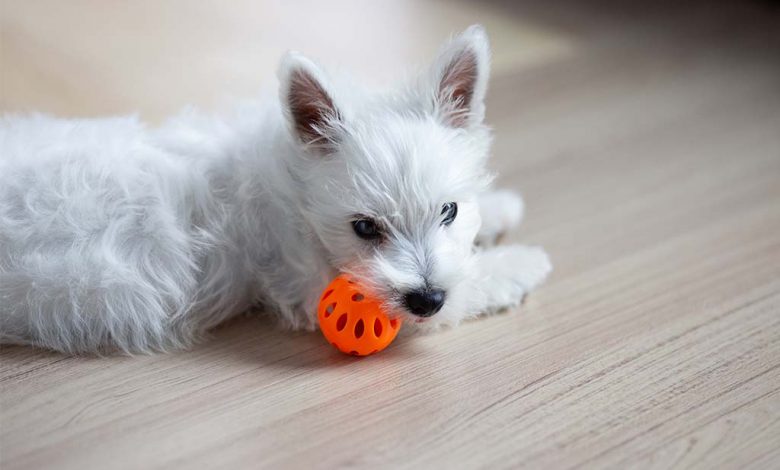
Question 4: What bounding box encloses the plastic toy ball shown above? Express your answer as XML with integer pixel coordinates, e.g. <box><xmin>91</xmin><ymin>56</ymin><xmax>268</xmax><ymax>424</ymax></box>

<box><xmin>318</xmin><ymin>275</ymin><xmax>402</xmax><ymax>356</ymax></box>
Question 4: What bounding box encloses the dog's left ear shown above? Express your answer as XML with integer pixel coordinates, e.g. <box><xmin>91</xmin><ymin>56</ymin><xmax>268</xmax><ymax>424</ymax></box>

<box><xmin>278</xmin><ymin>52</ymin><xmax>342</xmax><ymax>153</ymax></box>
<box><xmin>430</xmin><ymin>25</ymin><xmax>491</xmax><ymax>128</ymax></box>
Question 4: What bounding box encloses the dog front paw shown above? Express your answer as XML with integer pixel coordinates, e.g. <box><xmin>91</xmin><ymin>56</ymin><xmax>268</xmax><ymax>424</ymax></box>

<box><xmin>476</xmin><ymin>190</ymin><xmax>524</xmax><ymax>246</ymax></box>
<box><xmin>506</xmin><ymin>245</ymin><xmax>552</xmax><ymax>292</ymax></box>
<box><xmin>477</xmin><ymin>245</ymin><xmax>552</xmax><ymax>312</ymax></box>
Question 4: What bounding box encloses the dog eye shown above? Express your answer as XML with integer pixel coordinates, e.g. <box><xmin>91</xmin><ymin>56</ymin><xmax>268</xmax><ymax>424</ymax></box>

<box><xmin>352</xmin><ymin>218</ymin><xmax>382</xmax><ymax>240</ymax></box>
<box><xmin>441</xmin><ymin>202</ymin><xmax>458</xmax><ymax>226</ymax></box>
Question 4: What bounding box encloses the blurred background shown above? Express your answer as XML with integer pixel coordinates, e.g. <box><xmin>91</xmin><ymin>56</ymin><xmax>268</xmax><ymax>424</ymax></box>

<box><xmin>2</xmin><ymin>0</ymin><xmax>576</xmax><ymax>119</ymax></box>
<box><xmin>4</xmin><ymin>1</ymin><xmax>775</xmax><ymax>120</ymax></box>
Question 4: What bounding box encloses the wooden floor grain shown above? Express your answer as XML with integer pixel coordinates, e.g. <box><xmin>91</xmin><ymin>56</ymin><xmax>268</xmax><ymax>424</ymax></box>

<box><xmin>2</xmin><ymin>1</ymin><xmax>779</xmax><ymax>468</ymax></box>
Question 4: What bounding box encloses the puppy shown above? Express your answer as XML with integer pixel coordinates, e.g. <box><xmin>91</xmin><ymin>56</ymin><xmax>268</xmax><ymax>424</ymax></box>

<box><xmin>0</xmin><ymin>25</ymin><xmax>551</xmax><ymax>354</ymax></box>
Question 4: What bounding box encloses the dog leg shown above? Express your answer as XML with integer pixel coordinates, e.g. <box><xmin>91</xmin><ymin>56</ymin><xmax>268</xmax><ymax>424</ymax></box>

<box><xmin>476</xmin><ymin>190</ymin><xmax>524</xmax><ymax>247</ymax></box>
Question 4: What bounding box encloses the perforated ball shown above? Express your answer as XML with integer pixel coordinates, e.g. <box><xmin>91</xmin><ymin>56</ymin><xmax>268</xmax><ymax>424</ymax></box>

<box><xmin>318</xmin><ymin>275</ymin><xmax>402</xmax><ymax>356</ymax></box>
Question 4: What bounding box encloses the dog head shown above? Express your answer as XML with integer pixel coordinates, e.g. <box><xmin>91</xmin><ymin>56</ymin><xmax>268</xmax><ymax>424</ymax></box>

<box><xmin>279</xmin><ymin>26</ymin><xmax>492</xmax><ymax>324</ymax></box>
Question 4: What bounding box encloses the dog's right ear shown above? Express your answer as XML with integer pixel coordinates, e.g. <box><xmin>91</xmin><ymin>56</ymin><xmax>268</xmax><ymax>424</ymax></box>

<box><xmin>278</xmin><ymin>52</ymin><xmax>342</xmax><ymax>153</ymax></box>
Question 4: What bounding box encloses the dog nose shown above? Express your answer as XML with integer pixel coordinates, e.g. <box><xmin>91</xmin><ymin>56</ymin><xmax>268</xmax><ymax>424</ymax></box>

<box><xmin>403</xmin><ymin>288</ymin><xmax>446</xmax><ymax>317</ymax></box>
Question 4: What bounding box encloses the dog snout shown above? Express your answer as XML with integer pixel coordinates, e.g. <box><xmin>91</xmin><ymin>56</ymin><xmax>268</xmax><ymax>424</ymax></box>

<box><xmin>403</xmin><ymin>288</ymin><xmax>446</xmax><ymax>317</ymax></box>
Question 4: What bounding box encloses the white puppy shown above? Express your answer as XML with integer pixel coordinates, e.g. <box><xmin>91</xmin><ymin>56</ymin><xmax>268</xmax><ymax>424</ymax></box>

<box><xmin>0</xmin><ymin>25</ymin><xmax>551</xmax><ymax>354</ymax></box>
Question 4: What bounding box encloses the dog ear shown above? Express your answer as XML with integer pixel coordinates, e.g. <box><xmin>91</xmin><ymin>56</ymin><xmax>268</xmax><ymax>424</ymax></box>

<box><xmin>279</xmin><ymin>52</ymin><xmax>342</xmax><ymax>153</ymax></box>
<box><xmin>431</xmin><ymin>25</ymin><xmax>491</xmax><ymax>128</ymax></box>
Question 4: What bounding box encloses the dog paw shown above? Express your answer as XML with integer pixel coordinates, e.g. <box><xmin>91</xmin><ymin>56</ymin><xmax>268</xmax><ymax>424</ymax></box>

<box><xmin>478</xmin><ymin>245</ymin><xmax>552</xmax><ymax>312</ymax></box>
<box><xmin>506</xmin><ymin>245</ymin><xmax>552</xmax><ymax>292</ymax></box>
<box><xmin>476</xmin><ymin>190</ymin><xmax>524</xmax><ymax>247</ymax></box>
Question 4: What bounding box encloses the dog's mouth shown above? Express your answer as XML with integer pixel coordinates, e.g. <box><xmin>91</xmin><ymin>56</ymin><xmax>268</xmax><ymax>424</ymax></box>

<box><xmin>390</xmin><ymin>300</ymin><xmax>440</xmax><ymax>324</ymax></box>
<box><xmin>352</xmin><ymin>279</ymin><xmax>443</xmax><ymax>323</ymax></box>
<box><xmin>385</xmin><ymin>292</ymin><xmax>431</xmax><ymax>323</ymax></box>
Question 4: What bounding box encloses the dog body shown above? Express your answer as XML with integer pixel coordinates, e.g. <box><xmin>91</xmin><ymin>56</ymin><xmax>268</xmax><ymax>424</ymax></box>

<box><xmin>0</xmin><ymin>26</ymin><xmax>551</xmax><ymax>353</ymax></box>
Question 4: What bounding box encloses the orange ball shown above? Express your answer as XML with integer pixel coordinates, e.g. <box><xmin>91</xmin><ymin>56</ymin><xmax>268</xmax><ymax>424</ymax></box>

<box><xmin>317</xmin><ymin>275</ymin><xmax>402</xmax><ymax>356</ymax></box>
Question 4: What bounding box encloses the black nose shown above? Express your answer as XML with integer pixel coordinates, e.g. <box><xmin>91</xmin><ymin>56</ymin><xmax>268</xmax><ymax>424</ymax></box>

<box><xmin>403</xmin><ymin>288</ymin><xmax>446</xmax><ymax>317</ymax></box>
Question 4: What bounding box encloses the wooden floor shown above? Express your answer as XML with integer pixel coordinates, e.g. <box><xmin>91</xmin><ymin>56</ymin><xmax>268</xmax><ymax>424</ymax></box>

<box><xmin>2</xmin><ymin>1</ymin><xmax>780</xmax><ymax>468</ymax></box>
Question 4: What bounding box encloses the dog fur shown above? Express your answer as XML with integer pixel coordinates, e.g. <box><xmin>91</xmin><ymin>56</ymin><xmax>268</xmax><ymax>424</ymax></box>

<box><xmin>0</xmin><ymin>25</ymin><xmax>551</xmax><ymax>354</ymax></box>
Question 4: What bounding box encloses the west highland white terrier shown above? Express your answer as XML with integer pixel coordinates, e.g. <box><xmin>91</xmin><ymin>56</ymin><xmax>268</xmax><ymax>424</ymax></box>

<box><xmin>0</xmin><ymin>25</ymin><xmax>551</xmax><ymax>354</ymax></box>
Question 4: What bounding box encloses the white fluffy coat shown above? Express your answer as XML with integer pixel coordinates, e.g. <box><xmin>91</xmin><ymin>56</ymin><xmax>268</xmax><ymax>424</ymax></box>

<box><xmin>0</xmin><ymin>26</ymin><xmax>551</xmax><ymax>354</ymax></box>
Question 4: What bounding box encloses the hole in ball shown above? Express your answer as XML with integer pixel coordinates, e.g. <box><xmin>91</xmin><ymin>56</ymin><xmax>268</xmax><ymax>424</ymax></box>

<box><xmin>354</xmin><ymin>319</ymin><xmax>365</xmax><ymax>338</ymax></box>
<box><xmin>325</xmin><ymin>302</ymin><xmax>336</xmax><ymax>317</ymax></box>
<box><xmin>336</xmin><ymin>313</ymin><xmax>348</xmax><ymax>331</ymax></box>
<box><xmin>374</xmin><ymin>318</ymin><xmax>383</xmax><ymax>337</ymax></box>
